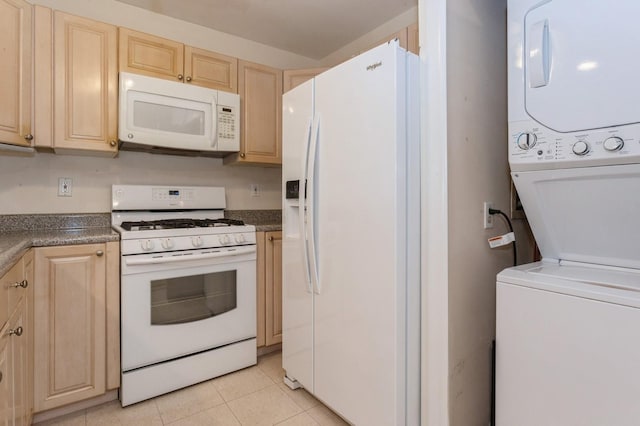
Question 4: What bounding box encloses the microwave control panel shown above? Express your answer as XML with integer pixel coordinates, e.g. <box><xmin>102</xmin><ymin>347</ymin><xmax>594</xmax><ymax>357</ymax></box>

<box><xmin>217</xmin><ymin>105</ymin><xmax>237</xmax><ymax>142</ymax></box>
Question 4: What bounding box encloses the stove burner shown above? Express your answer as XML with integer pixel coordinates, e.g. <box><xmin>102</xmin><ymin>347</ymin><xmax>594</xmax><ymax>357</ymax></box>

<box><xmin>120</xmin><ymin>218</ymin><xmax>245</xmax><ymax>231</ymax></box>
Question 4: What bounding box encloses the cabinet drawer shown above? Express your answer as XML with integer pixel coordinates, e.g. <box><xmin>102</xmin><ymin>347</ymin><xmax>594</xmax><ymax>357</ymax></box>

<box><xmin>1</xmin><ymin>260</ymin><xmax>23</xmax><ymax>329</ymax></box>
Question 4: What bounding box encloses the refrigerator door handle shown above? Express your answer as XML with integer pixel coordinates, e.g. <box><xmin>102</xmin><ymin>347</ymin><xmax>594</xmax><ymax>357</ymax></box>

<box><xmin>307</xmin><ymin>115</ymin><xmax>321</xmax><ymax>295</ymax></box>
<box><xmin>300</xmin><ymin>117</ymin><xmax>313</xmax><ymax>294</ymax></box>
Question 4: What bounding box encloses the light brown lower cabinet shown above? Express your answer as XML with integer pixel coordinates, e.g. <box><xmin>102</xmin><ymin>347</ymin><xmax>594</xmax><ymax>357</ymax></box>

<box><xmin>256</xmin><ymin>231</ymin><xmax>283</xmax><ymax>348</ymax></box>
<box><xmin>33</xmin><ymin>242</ymin><xmax>119</xmax><ymax>413</ymax></box>
<box><xmin>0</xmin><ymin>249</ymin><xmax>33</xmax><ymax>425</ymax></box>
<box><xmin>1</xmin><ymin>299</ymin><xmax>28</xmax><ymax>426</ymax></box>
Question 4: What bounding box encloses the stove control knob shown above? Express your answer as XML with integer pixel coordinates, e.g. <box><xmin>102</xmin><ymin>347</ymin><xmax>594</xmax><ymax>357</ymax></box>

<box><xmin>603</xmin><ymin>136</ymin><xmax>624</xmax><ymax>152</ymax></box>
<box><xmin>516</xmin><ymin>132</ymin><xmax>537</xmax><ymax>150</ymax></box>
<box><xmin>191</xmin><ymin>236</ymin><xmax>203</xmax><ymax>247</ymax></box>
<box><xmin>219</xmin><ymin>235</ymin><xmax>231</xmax><ymax>245</ymax></box>
<box><xmin>141</xmin><ymin>240</ymin><xmax>154</xmax><ymax>251</ymax></box>
<box><xmin>161</xmin><ymin>238</ymin><xmax>174</xmax><ymax>250</ymax></box>
<box><xmin>235</xmin><ymin>234</ymin><xmax>246</xmax><ymax>244</ymax></box>
<box><xmin>572</xmin><ymin>140</ymin><xmax>590</xmax><ymax>156</ymax></box>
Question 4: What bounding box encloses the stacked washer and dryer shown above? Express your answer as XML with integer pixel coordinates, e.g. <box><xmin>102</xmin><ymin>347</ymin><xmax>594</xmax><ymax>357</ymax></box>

<box><xmin>497</xmin><ymin>1</ymin><xmax>640</xmax><ymax>424</ymax></box>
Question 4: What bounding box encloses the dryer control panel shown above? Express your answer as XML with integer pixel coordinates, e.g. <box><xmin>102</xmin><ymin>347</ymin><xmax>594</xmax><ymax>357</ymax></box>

<box><xmin>509</xmin><ymin>120</ymin><xmax>640</xmax><ymax>172</ymax></box>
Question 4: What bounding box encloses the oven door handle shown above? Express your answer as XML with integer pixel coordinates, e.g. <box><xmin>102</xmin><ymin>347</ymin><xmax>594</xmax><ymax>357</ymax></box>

<box><xmin>124</xmin><ymin>246</ymin><xmax>256</xmax><ymax>266</ymax></box>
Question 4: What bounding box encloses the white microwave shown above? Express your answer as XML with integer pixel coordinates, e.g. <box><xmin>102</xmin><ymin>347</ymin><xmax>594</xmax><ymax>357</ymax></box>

<box><xmin>118</xmin><ymin>72</ymin><xmax>240</xmax><ymax>156</ymax></box>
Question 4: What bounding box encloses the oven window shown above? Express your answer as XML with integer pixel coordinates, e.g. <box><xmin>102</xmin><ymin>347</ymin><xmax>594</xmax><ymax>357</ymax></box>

<box><xmin>150</xmin><ymin>271</ymin><xmax>237</xmax><ymax>325</ymax></box>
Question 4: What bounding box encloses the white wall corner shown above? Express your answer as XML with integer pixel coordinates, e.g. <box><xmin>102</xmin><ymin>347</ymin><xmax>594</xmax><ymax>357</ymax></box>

<box><xmin>420</xmin><ymin>0</ymin><xmax>450</xmax><ymax>424</ymax></box>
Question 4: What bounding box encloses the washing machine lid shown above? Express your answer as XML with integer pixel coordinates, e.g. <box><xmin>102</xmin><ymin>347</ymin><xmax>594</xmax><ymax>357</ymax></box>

<box><xmin>524</xmin><ymin>1</ymin><xmax>640</xmax><ymax>133</ymax></box>
<box><xmin>498</xmin><ymin>261</ymin><xmax>640</xmax><ymax>308</ymax></box>
<box><xmin>513</xmin><ymin>163</ymin><xmax>640</xmax><ymax>270</ymax></box>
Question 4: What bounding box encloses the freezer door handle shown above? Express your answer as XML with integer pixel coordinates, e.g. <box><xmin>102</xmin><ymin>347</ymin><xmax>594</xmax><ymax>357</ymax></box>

<box><xmin>300</xmin><ymin>117</ymin><xmax>313</xmax><ymax>293</ymax></box>
<box><xmin>307</xmin><ymin>115</ymin><xmax>321</xmax><ymax>295</ymax></box>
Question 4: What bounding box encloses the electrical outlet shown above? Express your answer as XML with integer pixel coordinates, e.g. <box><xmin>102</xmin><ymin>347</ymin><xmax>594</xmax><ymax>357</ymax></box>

<box><xmin>483</xmin><ymin>202</ymin><xmax>494</xmax><ymax>229</ymax></box>
<box><xmin>58</xmin><ymin>177</ymin><xmax>73</xmax><ymax>197</ymax></box>
<box><xmin>250</xmin><ymin>184</ymin><xmax>260</xmax><ymax>197</ymax></box>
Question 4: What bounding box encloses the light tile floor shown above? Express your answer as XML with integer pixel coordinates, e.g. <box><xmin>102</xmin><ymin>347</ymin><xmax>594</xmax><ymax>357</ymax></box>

<box><xmin>38</xmin><ymin>351</ymin><xmax>349</xmax><ymax>426</ymax></box>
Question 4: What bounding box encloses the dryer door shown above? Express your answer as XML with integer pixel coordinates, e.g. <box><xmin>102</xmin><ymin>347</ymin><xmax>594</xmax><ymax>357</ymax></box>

<box><xmin>524</xmin><ymin>1</ymin><xmax>640</xmax><ymax>133</ymax></box>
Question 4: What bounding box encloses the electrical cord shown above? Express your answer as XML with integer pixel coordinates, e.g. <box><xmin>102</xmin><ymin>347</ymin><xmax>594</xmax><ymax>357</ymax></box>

<box><xmin>489</xmin><ymin>208</ymin><xmax>517</xmax><ymax>266</ymax></box>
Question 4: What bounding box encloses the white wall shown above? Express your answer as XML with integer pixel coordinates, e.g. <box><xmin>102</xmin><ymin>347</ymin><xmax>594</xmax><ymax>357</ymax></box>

<box><xmin>445</xmin><ymin>0</ymin><xmax>534</xmax><ymax>424</ymax></box>
<box><xmin>420</xmin><ymin>0</ymin><xmax>536</xmax><ymax>424</ymax></box>
<box><xmin>420</xmin><ymin>0</ymin><xmax>450</xmax><ymax>423</ymax></box>
<box><xmin>0</xmin><ymin>151</ymin><xmax>281</xmax><ymax>214</ymax></box>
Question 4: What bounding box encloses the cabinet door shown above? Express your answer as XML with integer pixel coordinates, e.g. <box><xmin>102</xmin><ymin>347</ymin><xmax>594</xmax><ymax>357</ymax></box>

<box><xmin>0</xmin><ymin>300</ymin><xmax>27</xmax><ymax>426</ymax></box>
<box><xmin>119</xmin><ymin>28</ymin><xmax>184</xmax><ymax>82</ymax></box>
<box><xmin>256</xmin><ymin>232</ymin><xmax>266</xmax><ymax>347</ymax></box>
<box><xmin>9</xmin><ymin>302</ymin><xmax>27</xmax><ymax>426</ymax></box>
<box><xmin>185</xmin><ymin>46</ymin><xmax>237</xmax><ymax>93</ymax></box>
<box><xmin>283</xmin><ymin>67</ymin><xmax>328</xmax><ymax>93</ymax></box>
<box><xmin>34</xmin><ymin>244</ymin><xmax>106</xmax><ymax>412</ymax></box>
<box><xmin>407</xmin><ymin>23</ymin><xmax>419</xmax><ymax>55</ymax></box>
<box><xmin>21</xmin><ymin>250</ymin><xmax>33</xmax><ymax>426</ymax></box>
<box><xmin>53</xmin><ymin>12</ymin><xmax>118</xmax><ymax>154</ymax></box>
<box><xmin>105</xmin><ymin>241</ymin><xmax>120</xmax><ymax>391</ymax></box>
<box><xmin>0</xmin><ymin>259</ymin><xmax>22</xmax><ymax>332</ymax></box>
<box><xmin>265</xmin><ymin>231</ymin><xmax>283</xmax><ymax>346</ymax></box>
<box><xmin>225</xmin><ymin>61</ymin><xmax>282</xmax><ymax>165</ymax></box>
<box><xmin>0</xmin><ymin>322</ymin><xmax>11</xmax><ymax>426</ymax></box>
<box><xmin>0</xmin><ymin>0</ymin><xmax>32</xmax><ymax>147</ymax></box>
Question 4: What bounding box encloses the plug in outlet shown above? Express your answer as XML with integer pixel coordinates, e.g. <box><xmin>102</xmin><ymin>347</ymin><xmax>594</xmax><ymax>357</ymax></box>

<box><xmin>58</xmin><ymin>177</ymin><xmax>73</xmax><ymax>197</ymax></box>
<box><xmin>250</xmin><ymin>184</ymin><xmax>260</xmax><ymax>197</ymax></box>
<box><xmin>483</xmin><ymin>202</ymin><xmax>494</xmax><ymax>229</ymax></box>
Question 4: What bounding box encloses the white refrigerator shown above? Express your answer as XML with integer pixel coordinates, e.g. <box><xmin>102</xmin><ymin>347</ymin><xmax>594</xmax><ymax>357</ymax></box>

<box><xmin>282</xmin><ymin>41</ymin><xmax>420</xmax><ymax>426</ymax></box>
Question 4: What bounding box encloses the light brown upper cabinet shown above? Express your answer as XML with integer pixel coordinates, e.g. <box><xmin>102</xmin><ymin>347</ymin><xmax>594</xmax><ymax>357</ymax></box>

<box><xmin>0</xmin><ymin>0</ymin><xmax>33</xmax><ymax>148</ymax></box>
<box><xmin>34</xmin><ymin>7</ymin><xmax>118</xmax><ymax>156</ymax></box>
<box><xmin>224</xmin><ymin>60</ymin><xmax>282</xmax><ymax>166</ymax></box>
<box><xmin>283</xmin><ymin>67</ymin><xmax>329</xmax><ymax>93</ymax></box>
<box><xmin>367</xmin><ymin>28</ymin><xmax>408</xmax><ymax>54</ymax></box>
<box><xmin>408</xmin><ymin>23</ymin><xmax>419</xmax><ymax>55</ymax></box>
<box><xmin>119</xmin><ymin>28</ymin><xmax>238</xmax><ymax>93</ymax></box>
<box><xmin>360</xmin><ymin>24</ymin><xmax>419</xmax><ymax>57</ymax></box>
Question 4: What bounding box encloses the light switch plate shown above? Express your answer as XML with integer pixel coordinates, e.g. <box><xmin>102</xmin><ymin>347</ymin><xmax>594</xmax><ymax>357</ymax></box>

<box><xmin>58</xmin><ymin>177</ymin><xmax>72</xmax><ymax>197</ymax></box>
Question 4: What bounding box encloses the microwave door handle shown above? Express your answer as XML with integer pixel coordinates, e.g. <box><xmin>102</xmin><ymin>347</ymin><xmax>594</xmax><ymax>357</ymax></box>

<box><xmin>212</xmin><ymin>100</ymin><xmax>218</xmax><ymax>148</ymax></box>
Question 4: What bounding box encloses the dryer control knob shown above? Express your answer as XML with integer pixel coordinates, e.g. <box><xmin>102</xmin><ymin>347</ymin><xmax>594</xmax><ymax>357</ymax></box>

<box><xmin>603</xmin><ymin>136</ymin><xmax>624</xmax><ymax>152</ymax></box>
<box><xmin>516</xmin><ymin>132</ymin><xmax>537</xmax><ymax>150</ymax></box>
<box><xmin>572</xmin><ymin>141</ymin><xmax>590</xmax><ymax>156</ymax></box>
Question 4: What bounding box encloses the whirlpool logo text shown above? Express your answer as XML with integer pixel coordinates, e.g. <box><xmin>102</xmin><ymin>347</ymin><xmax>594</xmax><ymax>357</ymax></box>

<box><xmin>366</xmin><ymin>61</ymin><xmax>382</xmax><ymax>71</ymax></box>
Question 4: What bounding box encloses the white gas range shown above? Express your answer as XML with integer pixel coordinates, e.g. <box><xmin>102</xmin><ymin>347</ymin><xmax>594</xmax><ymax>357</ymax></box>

<box><xmin>111</xmin><ymin>185</ymin><xmax>257</xmax><ymax>406</ymax></box>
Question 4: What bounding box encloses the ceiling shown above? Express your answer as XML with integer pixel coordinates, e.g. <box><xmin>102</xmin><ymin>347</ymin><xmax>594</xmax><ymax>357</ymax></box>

<box><xmin>114</xmin><ymin>0</ymin><xmax>417</xmax><ymax>60</ymax></box>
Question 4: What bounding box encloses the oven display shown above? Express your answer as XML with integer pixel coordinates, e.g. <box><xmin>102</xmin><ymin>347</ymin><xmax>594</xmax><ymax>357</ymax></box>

<box><xmin>152</xmin><ymin>188</ymin><xmax>194</xmax><ymax>201</ymax></box>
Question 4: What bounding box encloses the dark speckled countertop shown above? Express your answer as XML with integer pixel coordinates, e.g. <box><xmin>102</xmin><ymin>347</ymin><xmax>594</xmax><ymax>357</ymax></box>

<box><xmin>0</xmin><ymin>214</ymin><xmax>119</xmax><ymax>276</ymax></box>
<box><xmin>225</xmin><ymin>210</ymin><xmax>282</xmax><ymax>232</ymax></box>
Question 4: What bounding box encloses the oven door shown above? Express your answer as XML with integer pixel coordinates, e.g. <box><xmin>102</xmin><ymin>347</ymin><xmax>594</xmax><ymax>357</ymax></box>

<box><xmin>121</xmin><ymin>247</ymin><xmax>256</xmax><ymax>371</ymax></box>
